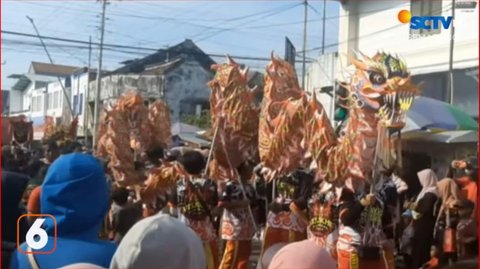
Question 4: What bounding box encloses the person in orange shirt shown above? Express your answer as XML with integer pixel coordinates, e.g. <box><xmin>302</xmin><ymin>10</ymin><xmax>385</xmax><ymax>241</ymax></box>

<box><xmin>448</xmin><ymin>158</ymin><xmax>478</xmax><ymax>219</ymax></box>
<box><xmin>26</xmin><ymin>185</ymin><xmax>41</xmax><ymax>223</ymax></box>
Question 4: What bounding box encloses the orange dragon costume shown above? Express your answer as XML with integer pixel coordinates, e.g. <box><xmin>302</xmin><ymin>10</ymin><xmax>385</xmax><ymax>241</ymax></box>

<box><xmin>96</xmin><ymin>91</ymin><xmax>171</xmax><ymax>187</ymax></box>
<box><xmin>207</xmin><ymin>56</ymin><xmax>260</xmax><ymax>269</ymax></box>
<box><xmin>42</xmin><ymin>116</ymin><xmax>79</xmax><ymax>147</ymax></box>
<box><xmin>256</xmin><ymin>55</ymin><xmax>331</xmax><ymax>264</ymax></box>
<box><xmin>256</xmin><ymin>52</ymin><xmax>418</xmax><ymax>269</ymax></box>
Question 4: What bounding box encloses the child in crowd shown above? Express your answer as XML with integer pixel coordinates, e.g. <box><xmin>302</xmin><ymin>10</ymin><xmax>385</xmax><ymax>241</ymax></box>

<box><xmin>420</xmin><ymin>246</ymin><xmax>440</xmax><ymax>269</ymax></box>
<box><xmin>399</xmin><ymin>210</ymin><xmax>414</xmax><ymax>269</ymax></box>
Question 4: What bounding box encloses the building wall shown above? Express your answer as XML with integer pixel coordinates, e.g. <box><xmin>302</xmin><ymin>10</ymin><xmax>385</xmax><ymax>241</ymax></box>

<box><xmin>305</xmin><ymin>52</ymin><xmax>338</xmax><ymax>122</ymax></box>
<box><xmin>89</xmin><ymin>59</ymin><xmax>212</xmax><ymax>123</ymax></box>
<box><xmin>337</xmin><ymin>0</ymin><xmax>479</xmax><ymax>116</ymax></box>
<box><xmin>9</xmin><ymin>89</ymin><xmax>23</xmax><ymax>113</ymax></box>
<box><xmin>22</xmin><ymin>83</ymin><xmax>35</xmax><ymax>112</ymax></box>
<box><xmin>338</xmin><ymin>1</ymin><xmax>478</xmax><ymax>72</ymax></box>
<box><xmin>163</xmin><ymin>61</ymin><xmax>212</xmax><ymax>121</ymax></box>
<box><xmin>403</xmin><ymin>141</ymin><xmax>476</xmax><ymax>179</ymax></box>
<box><xmin>27</xmin><ymin>78</ymin><xmax>72</xmax><ymax>140</ymax></box>
<box><xmin>71</xmin><ymin>72</ymin><xmax>91</xmax><ymax>136</ymax></box>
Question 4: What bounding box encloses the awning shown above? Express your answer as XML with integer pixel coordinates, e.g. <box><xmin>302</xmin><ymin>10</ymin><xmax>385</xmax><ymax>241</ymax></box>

<box><xmin>402</xmin><ymin>130</ymin><xmax>478</xmax><ymax>143</ymax></box>
<box><xmin>171</xmin><ymin>122</ymin><xmax>202</xmax><ymax>136</ymax></box>
<box><xmin>177</xmin><ymin>132</ymin><xmax>210</xmax><ymax>147</ymax></box>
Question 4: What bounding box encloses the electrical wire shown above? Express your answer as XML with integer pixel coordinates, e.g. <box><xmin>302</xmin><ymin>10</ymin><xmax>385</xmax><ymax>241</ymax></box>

<box><xmin>2</xmin><ymin>32</ymin><xmax>314</xmax><ymax>63</ymax></box>
<box><xmin>193</xmin><ymin>3</ymin><xmax>302</xmax><ymax>42</ymax></box>
<box><xmin>298</xmin><ymin>4</ymin><xmax>452</xmax><ymax>54</ymax></box>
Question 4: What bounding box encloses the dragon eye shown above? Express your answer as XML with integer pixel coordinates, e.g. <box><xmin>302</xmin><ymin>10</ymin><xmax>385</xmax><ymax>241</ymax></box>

<box><xmin>369</xmin><ymin>72</ymin><xmax>386</xmax><ymax>85</ymax></box>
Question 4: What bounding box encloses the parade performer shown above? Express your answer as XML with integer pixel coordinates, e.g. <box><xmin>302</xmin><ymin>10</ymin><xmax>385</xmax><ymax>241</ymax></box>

<box><xmin>256</xmin><ymin>52</ymin><xmax>417</xmax><ymax>268</ymax></box>
<box><xmin>167</xmin><ymin>151</ymin><xmax>219</xmax><ymax>269</ymax></box>
<box><xmin>308</xmin><ymin>182</ymin><xmax>338</xmax><ymax>258</ymax></box>
<box><xmin>268</xmin><ymin>180</ymin><xmax>338</xmax><ymax>269</ymax></box>
<box><xmin>336</xmin><ymin>188</ymin><xmax>375</xmax><ymax>269</ymax></box>
<box><xmin>206</xmin><ymin>56</ymin><xmax>260</xmax><ymax>268</ymax></box>
<box><xmin>257</xmin><ymin>169</ymin><xmax>313</xmax><ymax>268</ymax></box>
<box><xmin>218</xmin><ymin>161</ymin><xmax>258</xmax><ymax>269</ymax></box>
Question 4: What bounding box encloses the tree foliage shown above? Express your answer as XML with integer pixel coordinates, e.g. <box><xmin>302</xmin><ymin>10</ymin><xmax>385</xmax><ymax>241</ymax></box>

<box><xmin>181</xmin><ymin>110</ymin><xmax>211</xmax><ymax>129</ymax></box>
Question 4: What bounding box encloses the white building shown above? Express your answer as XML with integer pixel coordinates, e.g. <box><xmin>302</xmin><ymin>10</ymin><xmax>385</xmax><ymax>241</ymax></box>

<box><xmin>89</xmin><ymin>39</ymin><xmax>215</xmax><ymax>124</ymax></box>
<box><xmin>322</xmin><ymin>0</ymin><xmax>479</xmax><ymax>183</ymax></box>
<box><xmin>8</xmin><ymin>62</ymin><xmax>80</xmax><ymax>140</ymax></box>
<box><xmin>71</xmin><ymin>68</ymin><xmax>97</xmax><ymax>138</ymax></box>
<box><xmin>305</xmin><ymin>52</ymin><xmax>339</xmax><ymax>123</ymax></box>
<box><xmin>336</xmin><ymin>0</ymin><xmax>478</xmax><ymax>116</ymax></box>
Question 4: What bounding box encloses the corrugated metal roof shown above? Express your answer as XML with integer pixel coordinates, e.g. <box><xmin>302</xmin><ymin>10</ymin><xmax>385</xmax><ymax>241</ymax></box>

<box><xmin>142</xmin><ymin>58</ymin><xmax>184</xmax><ymax>75</ymax></box>
<box><xmin>31</xmin><ymin>62</ymin><xmax>79</xmax><ymax>76</ymax></box>
<box><xmin>177</xmin><ymin>133</ymin><xmax>210</xmax><ymax>147</ymax></box>
<box><xmin>10</xmin><ymin>75</ymin><xmax>31</xmax><ymax>91</ymax></box>
<box><xmin>171</xmin><ymin>122</ymin><xmax>202</xmax><ymax>135</ymax></box>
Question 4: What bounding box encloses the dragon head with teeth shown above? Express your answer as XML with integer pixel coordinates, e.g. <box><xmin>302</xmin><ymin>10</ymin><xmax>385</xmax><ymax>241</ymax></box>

<box><xmin>343</xmin><ymin>51</ymin><xmax>418</xmax><ymax>130</ymax></box>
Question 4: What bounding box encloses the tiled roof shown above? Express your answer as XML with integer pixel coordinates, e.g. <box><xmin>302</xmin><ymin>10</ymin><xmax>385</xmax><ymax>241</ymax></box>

<box><xmin>113</xmin><ymin>39</ymin><xmax>216</xmax><ymax>74</ymax></box>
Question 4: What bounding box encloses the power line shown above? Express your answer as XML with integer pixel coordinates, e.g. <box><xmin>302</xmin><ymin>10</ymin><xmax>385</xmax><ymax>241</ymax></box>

<box><xmin>193</xmin><ymin>3</ymin><xmax>302</xmax><ymax>42</ymax></box>
<box><xmin>298</xmin><ymin>4</ymin><xmax>453</xmax><ymax>54</ymax></box>
<box><xmin>2</xmin><ymin>30</ymin><xmax>314</xmax><ymax>63</ymax></box>
<box><xmin>8</xmin><ymin>2</ymin><xmax>329</xmax><ymax>48</ymax></box>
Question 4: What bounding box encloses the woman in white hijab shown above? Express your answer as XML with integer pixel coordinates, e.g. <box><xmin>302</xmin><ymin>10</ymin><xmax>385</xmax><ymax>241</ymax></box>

<box><xmin>411</xmin><ymin>169</ymin><xmax>439</xmax><ymax>268</ymax></box>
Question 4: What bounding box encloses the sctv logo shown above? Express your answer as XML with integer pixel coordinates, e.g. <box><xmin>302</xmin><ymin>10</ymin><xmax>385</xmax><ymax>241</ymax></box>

<box><xmin>398</xmin><ymin>10</ymin><xmax>453</xmax><ymax>30</ymax></box>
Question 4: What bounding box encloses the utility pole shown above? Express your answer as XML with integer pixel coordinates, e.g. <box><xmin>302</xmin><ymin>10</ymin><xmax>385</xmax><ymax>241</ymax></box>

<box><xmin>302</xmin><ymin>0</ymin><xmax>308</xmax><ymax>89</ymax></box>
<box><xmin>26</xmin><ymin>16</ymin><xmax>74</xmax><ymax>117</ymax></box>
<box><xmin>93</xmin><ymin>0</ymin><xmax>107</xmax><ymax>148</ymax></box>
<box><xmin>84</xmin><ymin>36</ymin><xmax>92</xmax><ymax>139</ymax></box>
<box><xmin>321</xmin><ymin>0</ymin><xmax>326</xmax><ymax>54</ymax></box>
<box><xmin>448</xmin><ymin>0</ymin><xmax>456</xmax><ymax>105</ymax></box>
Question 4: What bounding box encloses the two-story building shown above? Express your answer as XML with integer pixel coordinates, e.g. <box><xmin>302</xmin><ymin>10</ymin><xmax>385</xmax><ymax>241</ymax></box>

<box><xmin>310</xmin><ymin>0</ymin><xmax>479</xmax><ymax>186</ymax></box>
<box><xmin>336</xmin><ymin>0</ymin><xmax>478</xmax><ymax>117</ymax></box>
<box><xmin>8</xmin><ymin>62</ymin><xmax>80</xmax><ymax>140</ymax></box>
<box><xmin>307</xmin><ymin>0</ymin><xmax>478</xmax><ymax>120</ymax></box>
<box><xmin>89</xmin><ymin>39</ymin><xmax>216</xmax><ymax>123</ymax></box>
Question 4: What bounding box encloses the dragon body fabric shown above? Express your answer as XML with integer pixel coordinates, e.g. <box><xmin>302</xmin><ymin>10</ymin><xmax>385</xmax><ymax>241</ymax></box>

<box><xmin>260</xmin><ymin>52</ymin><xmax>417</xmax><ymax>188</ymax></box>
<box><xmin>43</xmin><ymin>116</ymin><xmax>78</xmax><ymax>147</ymax></box>
<box><xmin>96</xmin><ymin>91</ymin><xmax>172</xmax><ymax>186</ymax></box>
<box><xmin>208</xmin><ymin>56</ymin><xmax>260</xmax><ymax>180</ymax></box>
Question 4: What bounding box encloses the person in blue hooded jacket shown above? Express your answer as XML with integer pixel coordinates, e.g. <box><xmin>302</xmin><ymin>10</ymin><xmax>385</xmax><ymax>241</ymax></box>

<box><xmin>10</xmin><ymin>153</ymin><xmax>117</xmax><ymax>269</ymax></box>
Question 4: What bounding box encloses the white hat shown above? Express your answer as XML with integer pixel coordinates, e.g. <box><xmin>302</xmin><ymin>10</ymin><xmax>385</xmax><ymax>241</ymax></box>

<box><xmin>110</xmin><ymin>213</ymin><xmax>206</xmax><ymax>269</ymax></box>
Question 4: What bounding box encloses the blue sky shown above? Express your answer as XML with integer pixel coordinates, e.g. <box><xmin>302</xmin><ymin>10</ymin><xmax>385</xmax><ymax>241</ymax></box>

<box><xmin>2</xmin><ymin>1</ymin><xmax>340</xmax><ymax>89</ymax></box>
